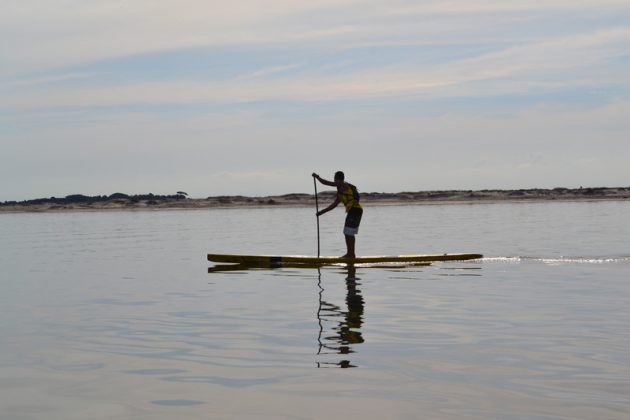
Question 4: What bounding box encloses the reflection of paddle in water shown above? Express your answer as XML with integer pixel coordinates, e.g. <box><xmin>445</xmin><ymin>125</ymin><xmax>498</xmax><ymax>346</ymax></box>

<box><xmin>317</xmin><ymin>265</ymin><xmax>364</xmax><ymax>368</ymax></box>
<box><xmin>206</xmin><ymin>262</ymin><xmax>369</xmax><ymax>367</ymax></box>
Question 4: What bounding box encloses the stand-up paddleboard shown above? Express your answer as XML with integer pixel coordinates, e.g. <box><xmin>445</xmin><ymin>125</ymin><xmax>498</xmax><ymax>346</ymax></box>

<box><xmin>208</xmin><ymin>253</ymin><xmax>482</xmax><ymax>265</ymax></box>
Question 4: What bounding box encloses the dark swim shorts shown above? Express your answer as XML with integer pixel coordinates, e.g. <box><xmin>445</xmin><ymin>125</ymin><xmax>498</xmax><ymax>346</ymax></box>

<box><xmin>343</xmin><ymin>207</ymin><xmax>363</xmax><ymax>236</ymax></box>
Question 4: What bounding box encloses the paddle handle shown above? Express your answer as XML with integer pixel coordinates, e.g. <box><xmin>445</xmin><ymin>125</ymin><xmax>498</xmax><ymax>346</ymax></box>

<box><xmin>313</xmin><ymin>176</ymin><xmax>321</xmax><ymax>258</ymax></box>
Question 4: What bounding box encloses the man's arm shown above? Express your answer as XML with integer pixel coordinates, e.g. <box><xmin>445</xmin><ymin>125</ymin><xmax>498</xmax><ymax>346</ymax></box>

<box><xmin>317</xmin><ymin>196</ymin><xmax>340</xmax><ymax>216</ymax></box>
<box><xmin>312</xmin><ymin>173</ymin><xmax>337</xmax><ymax>187</ymax></box>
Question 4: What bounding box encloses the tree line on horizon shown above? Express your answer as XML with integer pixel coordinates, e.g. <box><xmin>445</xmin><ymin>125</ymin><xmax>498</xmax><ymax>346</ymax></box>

<box><xmin>2</xmin><ymin>187</ymin><xmax>628</xmax><ymax>207</ymax></box>
<box><xmin>1</xmin><ymin>192</ymin><xmax>188</xmax><ymax>206</ymax></box>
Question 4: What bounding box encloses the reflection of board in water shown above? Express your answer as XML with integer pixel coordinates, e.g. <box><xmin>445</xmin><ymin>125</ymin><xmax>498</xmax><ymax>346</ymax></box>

<box><xmin>207</xmin><ymin>261</ymin><xmax>431</xmax><ymax>272</ymax></box>
<box><xmin>316</xmin><ymin>266</ymin><xmax>365</xmax><ymax>369</ymax></box>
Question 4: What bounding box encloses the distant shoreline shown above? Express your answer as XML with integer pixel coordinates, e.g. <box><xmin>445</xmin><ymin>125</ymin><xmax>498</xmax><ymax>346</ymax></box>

<box><xmin>1</xmin><ymin>187</ymin><xmax>629</xmax><ymax>213</ymax></box>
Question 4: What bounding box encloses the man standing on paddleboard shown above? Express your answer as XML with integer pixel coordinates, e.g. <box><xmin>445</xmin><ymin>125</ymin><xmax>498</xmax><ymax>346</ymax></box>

<box><xmin>312</xmin><ymin>171</ymin><xmax>363</xmax><ymax>258</ymax></box>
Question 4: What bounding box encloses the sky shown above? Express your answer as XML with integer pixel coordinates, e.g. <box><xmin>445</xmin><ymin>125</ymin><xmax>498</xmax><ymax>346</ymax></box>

<box><xmin>2</xmin><ymin>0</ymin><xmax>629</xmax><ymax>201</ymax></box>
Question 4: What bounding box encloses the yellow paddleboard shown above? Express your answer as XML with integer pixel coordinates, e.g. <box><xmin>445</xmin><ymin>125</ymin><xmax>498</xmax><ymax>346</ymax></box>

<box><xmin>208</xmin><ymin>253</ymin><xmax>482</xmax><ymax>265</ymax></box>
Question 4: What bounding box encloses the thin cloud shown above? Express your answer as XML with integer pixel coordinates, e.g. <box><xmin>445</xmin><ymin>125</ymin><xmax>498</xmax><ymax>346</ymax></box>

<box><xmin>237</xmin><ymin>63</ymin><xmax>304</xmax><ymax>80</ymax></box>
<box><xmin>385</xmin><ymin>0</ymin><xmax>630</xmax><ymax>16</ymax></box>
<box><xmin>4</xmin><ymin>0</ymin><xmax>627</xmax><ymax>77</ymax></box>
<box><xmin>4</xmin><ymin>24</ymin><xmax>628</xmax><ymax>110</ymax></box>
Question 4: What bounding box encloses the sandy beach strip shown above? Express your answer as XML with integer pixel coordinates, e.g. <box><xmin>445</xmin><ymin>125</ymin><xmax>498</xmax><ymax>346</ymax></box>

<box><xmin>1</xmin><ymin>187</ymin><xmax>629</xmax><ymax>213</ymax></box>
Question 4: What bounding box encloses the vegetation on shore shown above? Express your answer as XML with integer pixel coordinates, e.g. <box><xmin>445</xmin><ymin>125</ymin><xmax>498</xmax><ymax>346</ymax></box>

<box><xmin>1</xmin><ymin>187</ymin><xmax>628</xmax><ymax>212</ymax></box>
<box><xmin>1</xmin><ymin>192</ymin><xmax>188</xmax><ymax>207</ymax></box>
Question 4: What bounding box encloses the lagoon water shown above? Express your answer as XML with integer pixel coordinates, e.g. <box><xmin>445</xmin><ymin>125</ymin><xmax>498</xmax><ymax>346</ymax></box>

<box><xmin>1</xmin><ymin>201</ymin><xmax>630</xmax><ymax>419</ymax></box>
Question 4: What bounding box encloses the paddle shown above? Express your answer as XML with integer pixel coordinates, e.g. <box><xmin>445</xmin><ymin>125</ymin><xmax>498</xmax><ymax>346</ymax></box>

<box><xmin>313</xmin><ymin>174</ymin><xmax>321</xmax><ymax>257</ymax></box>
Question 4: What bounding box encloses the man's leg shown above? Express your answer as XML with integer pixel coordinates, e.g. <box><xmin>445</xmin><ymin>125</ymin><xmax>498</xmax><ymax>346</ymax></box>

<box><xmin>344</xmin><ymin>234</ymin><xmax>356</xmax><ymax>258</ymax></box>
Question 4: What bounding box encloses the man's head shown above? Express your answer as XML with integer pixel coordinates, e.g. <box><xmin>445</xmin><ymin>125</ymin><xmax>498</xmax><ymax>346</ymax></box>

<box><xmin>334</xmin><ymin>171</ymin><xmax>345</xmax><ymax>182</ymax></box>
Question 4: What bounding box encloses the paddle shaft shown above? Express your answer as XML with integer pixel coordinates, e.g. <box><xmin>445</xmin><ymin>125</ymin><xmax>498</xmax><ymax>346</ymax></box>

<box><xmin>313</xmin><ymin>177</ymin><xmax>321</xmax><ymax>257</ymax></box>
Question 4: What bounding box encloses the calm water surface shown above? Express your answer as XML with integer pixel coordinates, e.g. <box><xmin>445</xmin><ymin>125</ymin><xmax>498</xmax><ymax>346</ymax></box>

<box><xmin>1</xmin><ymin>201</ymin><xmax>630</xmax><ymax>419</ymax></box>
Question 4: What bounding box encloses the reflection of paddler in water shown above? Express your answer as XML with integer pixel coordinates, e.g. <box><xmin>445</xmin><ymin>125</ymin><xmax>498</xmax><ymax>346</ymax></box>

<box><xmin>317</xmin><ymin>265</ymin><xmax>365</xmax><ymax>368</ymax></box>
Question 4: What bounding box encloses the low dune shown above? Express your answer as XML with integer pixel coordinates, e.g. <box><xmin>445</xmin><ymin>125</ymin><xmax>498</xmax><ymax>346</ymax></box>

<box><xmin>2</xmin><ymin>187</ymin><xmax>629</xmax><ymax>213</ymax></box>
